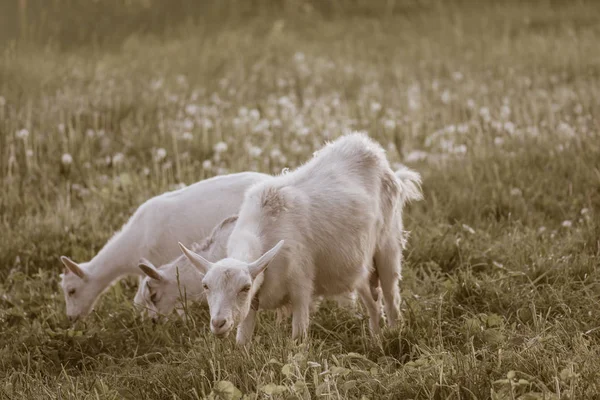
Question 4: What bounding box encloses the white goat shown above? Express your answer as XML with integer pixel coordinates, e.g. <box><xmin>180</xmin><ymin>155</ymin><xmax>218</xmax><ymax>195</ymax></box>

<box><xmin>59</xmin><ymin>171</ymin><xmax>272</xmax><ymax>322</ymax></box>
<box><xmin>180</xmin><ymin>132</ymin><xmax>422</xmax><ymax>345</ymax></box>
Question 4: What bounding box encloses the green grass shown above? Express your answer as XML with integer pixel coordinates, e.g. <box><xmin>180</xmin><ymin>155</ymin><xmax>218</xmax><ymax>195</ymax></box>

<box><xmin>1</xmin><ymin>1</ymin><xmax>600</xmax><ymax>398</ymax></box>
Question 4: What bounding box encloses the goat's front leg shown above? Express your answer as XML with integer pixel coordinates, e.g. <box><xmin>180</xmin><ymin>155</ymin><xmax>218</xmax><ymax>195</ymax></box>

<box><xmin>236</xmin><ymin>307</ymin><xmax>258</xmax><ymax>346</ymax></box>
<box><xmin>290</xmin><ymin>287</ymin><xmax>312</xmax><ymax>342</ymax></box>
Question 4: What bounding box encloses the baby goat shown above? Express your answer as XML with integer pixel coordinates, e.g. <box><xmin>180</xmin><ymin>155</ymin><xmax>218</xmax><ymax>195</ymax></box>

<box><xmin>59</xmin><ymin>172</ymin><xmax>271</xmax><ymax>322</ymax></box>
<box><xmin>180</xmin><ymin>132</ymin><xmax>422</xmax><ymax>345</ymax></box>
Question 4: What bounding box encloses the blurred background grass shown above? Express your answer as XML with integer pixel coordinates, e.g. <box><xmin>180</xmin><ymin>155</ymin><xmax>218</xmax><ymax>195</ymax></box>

<box><xmin>1</xmin><ymin>0</ymin><xmax>600</xmax><ymax>398</ymax></box>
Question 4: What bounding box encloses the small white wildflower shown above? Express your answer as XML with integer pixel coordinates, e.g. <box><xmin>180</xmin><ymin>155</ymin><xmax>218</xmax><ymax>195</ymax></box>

<box><xmin>176</xmin><ymin>75</ymin><xmax>187</xmax><ymax>86</ymax></box>
<box><xmin>271</xmin><ymin>118</ymin><xmax>282</xmax><ymax>128</ymax></box>
<box><xmin>0</xmin><ymin>96</ymin><xmax>5</xmax><ymax>106</ymax></box>
<box><xmin>61</xmin><ymin>153</ymin><xmax>73</xmax><ymax>165</ymax></box>
<box><xmin>494</xmin><ymin>137</ymin><xmax>504</xmax><ymax>146</ymax></box>
<box><xmin>440</xmin><ymin>90</ymin><xmax>451</xmax><ymax>104</ymax></box>
<box><xmin>213</xmin><ymin>141</ymin><xmax>228</xmax><ymax>153</ymax></box>
<box><xmin>26</xmin><ymin>149</ymin><xmax>33</xmax><ymax>157</ymax></box>
<box><xmin>270</xmin><ymin>148</ymin><xmax>282</xmax><ymax>159</ymax></box>
<box><xmin>239</xmin><ymin>107</ymin><xmax>249</xmax><ymax>117</ymax></box>
<box><xmin>557</xmin><ymin>122</ymin><xmax>575</xmax><ymax>138</ymax></box>
<box><xmin>16</xmin><ymin>129</ymin><xmax>29</xmax><ymax>139</ymax></box>
<box><xmin>248</xmin><ymin>146</ymin><xmax>262</xmax><ymax>158</ymax></box>
<box><xmin>457</xmin><ymin>124</ymin><xmax>469</xmax><ymax>134</ymax></box>
<box><xmin>432</xmin><ymin>80</ymin><xmax>439</xmax><ymax>91</ymax></box>
<box><xmin>453</xmin><ymin>144</ymin><xmax>467</xmax><ymax>154</ymax></box>
<box><xmin>293</xmin><ymin>52</ymin><xmax>305</xmax><ymax>63</ymax></box>
<box><xmin>185</xmin><ymin>104</ymin><xmax>199</xmax><ymax>116</ymax></box>
<box><xmin>538</xmin><ymin>226</ymin><xmax>546</xmax><ymax>234</ymax></box>
<box><xmin>370</xmin><ymin>102</ymin><xmax>382</xmax><ymax>113</ymax></box>
<box><xmin>183</xmin><ymin>118</ymin><xmax>194</xmax><ymax>130</ymax></box>
<box><xmin>155</xmin><ymin>148</ymin><xmax>167</xmax><ymax>161</ymax></box>
<box><xmin>561</xmin><ymin>220</ymin><xmax>572</xmax><ymax>228</ymax></box>
<box><xmin>86</xmin><ymin>129</ymin><xmax>95</xmax><ymax>138</ymax></box>
<box><xmin>504</xmin><ymin>122</ymin><xmax>516</xmax><ymax>135</ymax></box>
<box><xmin>297</xmin><ymin>127</ymin><xmax>310</xmax><ymax>137</ymax></box>
<box><xmin>479</xmin><ymin>107</ymin><xmax>491</xmax><ymax>122</ymax></box>
<box><xmin>445</xmin><ymin>125</ymin><xmax>456</xmax><ymax>134</ymax></box>
<box><xmin>500</xmin><ymin>105</ymin><xmax>511</xmax><ymax>120</ymax></box>
<box><xmin>97</xmin><ymin>129</ymin><xmax>106</xmax><ymax>137</ymax></box>
<box><xmin>202</xmin><ymin>160</ymin><xmax>212</xmax><ymax>170</ymax></box>
<box><xmin>452</xmin><ymin>71</ymin><xmax>463</xmax><ymax>81</ymax></box>
<box><xmin>384</xmin><ymin>119</ymin><xmax>396</xmax><ymax>130</ymax></box>
<box><xmin>142</xmin><ymin>167</ymin><xmax>150</xmax><ymax>176</ymax></box>
<box><xmin>491</xmin><ymin>121</ymin><xmax>502</xmax><ymax>131</ymax></box>
<box><xmin>510</xmin><ymin>187</ymin><xmax>522</xmax><ymax>197</ymax></box>
<box><xmin>462</xmin><ymin>224</ymin><xmax>476</xmax><ymax>234</ymax></box>
<box><xmin>112</xmin><ymin>153</ymin><xmax>125</xmax><ymax>166</ymax></box>
<box><xmin>249</xmin><ymin>109</ymin><xmax>260</xmax><ymax>120</ymax></box>
<box><xmin>216</xmin><ymin>167</ymin><xmax>229</xmax><ymax>175</ymax></box>
<box><xmin>202</xmin><ymin>118</ymin><xmax>214</xmax><ymax>130</ymax></box>
<box><xmin>58</xmin><ymin>123</ymin><xmax>66</xmax><ymax>133</ymax></box>
<box><xmin>405</xmin><ymin>150</ymin><xmax>428</xmax><ymax>163</ymax></box>
<box><xmin>182</xmin><ymin>132</ymin><xmax>193</xmax><ymax>141</ymax></box>
<box><xmin>574</xmin><ymin>104</ymin><xmax>583</xmax><ymax>115</ymax></box>
<box><xmin>466</xmin><ymin>99</ymin><xmax>475</xmax><ymax>110</ymax></box>
<box><xmin>581</xmin><ymin>208</ymin><xmax>590</xmax><ymax>215</ymax></box>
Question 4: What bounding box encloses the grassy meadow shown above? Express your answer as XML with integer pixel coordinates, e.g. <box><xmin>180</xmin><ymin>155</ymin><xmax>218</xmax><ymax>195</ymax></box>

<box><xmin>1</xmin><ymin>0</ymin><xmax>600</xmax><ymax>398</ymax></box>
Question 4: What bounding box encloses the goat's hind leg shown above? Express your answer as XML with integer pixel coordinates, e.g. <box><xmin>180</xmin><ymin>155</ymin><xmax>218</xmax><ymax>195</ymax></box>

<box><xmin>374</xmin><ymin>239</ymin><xmax>403</xmax><ymax>328</ymax></box>
<box><xmin>356</xmin><ymin>279</ymin><xmax>382</xmax><ymax>335</ymax></box>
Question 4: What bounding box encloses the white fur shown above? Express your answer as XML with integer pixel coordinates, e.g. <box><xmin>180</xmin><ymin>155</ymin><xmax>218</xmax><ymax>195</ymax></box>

<box><xmin>181</xmin><ymin>132</ymin><xmax>422</xmax><ymax>345</ymax></box>
<box><xmin>59</xmin><ymin>172</ymin><xmax>272</xmax><ymax>321</ymax></box>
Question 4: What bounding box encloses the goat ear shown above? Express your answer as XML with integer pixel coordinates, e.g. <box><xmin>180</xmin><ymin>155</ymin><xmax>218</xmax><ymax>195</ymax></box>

<box><xmin>138</xmin><ymin>258</ymin><xmax>162</xmax><ymax>281</ymax></box>
<box><xmin>179</xmin><ymin>242</ymin><xmax>213</xmax><ymax>274</ymax></box>
<box><xmin>248</xmin><ymin>240</ymin><xmax>284</xmax><ymax>279</ymax></box>
<box><xmin>60</xmin><ymin>256</ymin><xmax>86</xmax><ymax>279</ymax></box>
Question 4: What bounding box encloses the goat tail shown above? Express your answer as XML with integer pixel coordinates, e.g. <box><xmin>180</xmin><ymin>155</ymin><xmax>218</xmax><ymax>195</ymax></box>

<box><xmin>394</xmin><ymin>165</ymin><xmax>423</xmax><ymax>205</ymax></box>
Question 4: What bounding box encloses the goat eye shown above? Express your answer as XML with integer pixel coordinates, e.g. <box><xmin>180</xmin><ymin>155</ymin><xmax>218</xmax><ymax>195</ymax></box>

<box><xmin>202</xmin><ymin>284</ymin><xmax>209</xmax><ymax>291</ymax></box>
<box><xmin>240</xmin><ymin>285</ymin><xmax>251</xmax><ymax>293</ymax></box>
<box><xmin>150</xmin><ymin>293</ymin><xmax>157</xmax><ymax>304</ymax></box>
<box><xmin>68</xmin><ymin>289</ymin><xmax>76</xmax><ymax>296</ymax></box>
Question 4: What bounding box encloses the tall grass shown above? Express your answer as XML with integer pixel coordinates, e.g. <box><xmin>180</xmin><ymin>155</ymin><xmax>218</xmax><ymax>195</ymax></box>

<box><xmin>1</xmin><ymin>0</ymin><xmax>599</xmax><ymax>398</ymax></box>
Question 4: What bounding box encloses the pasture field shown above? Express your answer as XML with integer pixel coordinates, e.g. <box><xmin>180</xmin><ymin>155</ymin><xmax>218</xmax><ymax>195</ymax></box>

<box><xmin>1</xmin><ymin>0</ymin><xmax>600</xmax><ymax>398</ymax></box>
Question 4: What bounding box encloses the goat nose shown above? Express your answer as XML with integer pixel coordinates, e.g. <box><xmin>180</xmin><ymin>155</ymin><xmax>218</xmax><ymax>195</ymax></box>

<box><xmin>212</xmin><ymin>318</ymin><xmax>227</xmax><ymax>329</ymax></box>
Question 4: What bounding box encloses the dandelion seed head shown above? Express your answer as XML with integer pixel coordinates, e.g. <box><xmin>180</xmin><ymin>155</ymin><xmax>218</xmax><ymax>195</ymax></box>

<box><xmin>112</xmin><ymin>153</ymin><xmax>125</xmax><ymax>166</ymax></box>
<box><xmin>213</xmin><ymin>141</ymin><xmax>228</xmax><ymax>153</ymax></box>
<box><xmin>16</xmin><ymin>129</ymin><xmax>29</xmax><ymax>139</ymax></box>
<box><xmin>155</xmin><ymin>148</ymin><xmax>167</xmax><ymax>161</ymax></box>
<box><xmin>441</xmin><ymin>90</ymin><xmax>451</xmax><ymax>104</ymax></box>
<box><xmin>561</xmin><ymin>220</ymin><xmax>572</xmax><ymax>228</ymax></box>
<box><xmin>248</xmin><ymin>146</ymin><xmax>262</xmax><ymax>158</ymax></box>
<box><xmin>61</xmin><ymin>153</ymin><xmax>73</xmax><ymax>165</ymax></box>
<box><xmin>202</xmin><ymin>160</ymin><xmax>212</xmax><ymax>170</ymax></box>
<box><xmin>182</xmin><ymin>132</ymin><xmax>193</xmax><ymax>141</ymax></box>
<box><xmin>370</xmin><ymin>102</ymin><xmax>382</xmax><ymax>113</ymax></box>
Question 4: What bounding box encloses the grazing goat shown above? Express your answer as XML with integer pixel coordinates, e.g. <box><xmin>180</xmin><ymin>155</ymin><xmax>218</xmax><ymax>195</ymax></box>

<box><xmin>59</xmin><ymin>172</ymin><xmax>271</xmax><ymax>322</ymax></box>
<box><xmin>136</xmin><ymin>215</ymin><xmax>238</xmax><ymax>321</ymax></box>
<box><xmin>180</xmin><ymin>132</ymin><xmax>422</xmax><ymax>345</ymax></box>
